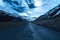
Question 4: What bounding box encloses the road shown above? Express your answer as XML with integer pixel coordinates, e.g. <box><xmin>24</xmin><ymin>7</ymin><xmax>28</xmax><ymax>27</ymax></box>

<box><xmin>0</xmin><ymin>22</ymin><xmax>60</xmax><ymax>40</ymax></box>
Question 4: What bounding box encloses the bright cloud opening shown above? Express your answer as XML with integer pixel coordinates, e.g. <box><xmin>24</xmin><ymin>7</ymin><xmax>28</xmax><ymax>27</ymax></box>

<box><xmin>34</xmin><ymin>0</ymin><xmax>42</xmax><ymax>7</ymax></box>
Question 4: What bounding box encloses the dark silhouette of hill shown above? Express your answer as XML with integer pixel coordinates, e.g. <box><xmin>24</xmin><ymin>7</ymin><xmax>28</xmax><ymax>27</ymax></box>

<box><xmin>33</xmin><ymin>4</ymin><xmax>60</xmax><ymax>32</ymax></box>
<box><xmin>0</xmin><ymin>10</ymin><xmax>27</xmax><ymax>28</ymax></box>
<box><xmin>0</xmin><ymin>10</ymin><xmax>27</xmax><ymax>22</ymax></box>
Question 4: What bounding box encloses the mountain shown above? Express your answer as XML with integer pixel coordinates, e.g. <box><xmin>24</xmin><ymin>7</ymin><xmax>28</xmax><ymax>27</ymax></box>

<box><xmin>0</xmin><ymin>10</ymin><xmax>27</xmax><ymax>28</ymax></box>
<box><xmin>32</xmin><ymin>4</ymin><xmax>60</xmax><ymax>32</ymax></box>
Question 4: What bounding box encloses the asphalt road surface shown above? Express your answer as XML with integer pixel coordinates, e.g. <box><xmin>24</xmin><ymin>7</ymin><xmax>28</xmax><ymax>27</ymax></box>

<box><xmin>0</xmin><ymin>22</ymin><xmax>60</xmax><ymax>40</ymax></box>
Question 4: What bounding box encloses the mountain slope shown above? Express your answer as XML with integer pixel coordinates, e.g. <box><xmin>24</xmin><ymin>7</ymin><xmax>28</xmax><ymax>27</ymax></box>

<box><xmin>0</xmin><ymin>10</ymin><xmax>27</xmax><ymax>27</ymax></box>
<box><xmin>32</xmin><ymin>4</ymin><xmax>60</xmax><ymax>32</ymax></box>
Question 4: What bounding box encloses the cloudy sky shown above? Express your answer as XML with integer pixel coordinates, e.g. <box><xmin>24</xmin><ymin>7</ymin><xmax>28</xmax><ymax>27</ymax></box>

<box><xmin>0</xmin><ymin>0</ymin><xmax>60</xmax><ymax>21</ymax></box>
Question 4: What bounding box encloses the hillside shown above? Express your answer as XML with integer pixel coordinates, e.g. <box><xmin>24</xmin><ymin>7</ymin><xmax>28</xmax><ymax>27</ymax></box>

<box><xmin>32</xmin><ymin>4</ymin><xmax>60</xmax><ymax>32</ymax></box>
<box><xmin>0</xmin><ymin>10</ymin><xmax>27</xmax><ymax>28</ymax></box>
